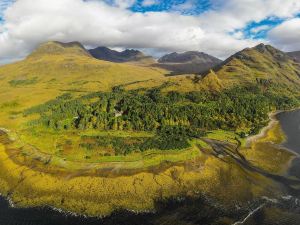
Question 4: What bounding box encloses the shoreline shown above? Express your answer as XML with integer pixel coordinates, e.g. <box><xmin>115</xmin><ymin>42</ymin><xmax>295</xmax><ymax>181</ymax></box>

<box><xmin>245</xmin><ymin>111</ymin><xmax>279</xmax><ymax>148</ymax></box>
<box><xmin>246</xmin><ymin>107</ymin><xmax>300</xmax><ymax>150</ymax></box>
<box><xmin>245</xmin><ymin>108</ymin><xmax>300</xmax><ymax>178</ymax></box>
<box><xmin>0</xmin><ymin>108</ymin><xmax>299</xmax><ymax>218</ymax></box>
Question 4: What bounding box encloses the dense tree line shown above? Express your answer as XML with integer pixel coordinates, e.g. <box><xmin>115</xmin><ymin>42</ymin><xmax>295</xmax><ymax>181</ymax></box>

<box><xmin>24</xmin><ymin>84</ymin><xmax>300</xmax><ymax>153</ymax></box>
<box><xmin>79</xmin><ymin>126</ymin><xmax>199</xmax><ymax>155</ymax></box>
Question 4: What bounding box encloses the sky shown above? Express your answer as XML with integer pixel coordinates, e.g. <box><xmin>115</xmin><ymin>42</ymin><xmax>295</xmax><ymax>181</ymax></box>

<box><xmin>0</xmin><ymin>0</ymin><xmax>300</xmax><ymax>64</ymax></box>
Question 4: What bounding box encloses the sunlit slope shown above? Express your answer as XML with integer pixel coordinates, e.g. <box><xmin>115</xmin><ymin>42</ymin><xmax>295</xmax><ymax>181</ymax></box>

<box><xmin>214</xmin><ymin>44</ymin><xmax>300</xmax><ymax>90</ymax></box>
<box><xmin>0</xmin><ymin>41</ymin><xmax>166</xmax><ymax>129</ymax></box>
<box><xmin>0</xmin><ymin>41</ymin><xmax>166</xmax><ymax>91</ymax></box>
<box><xmin>1</xmin><ymin>42</ymin><xmax>300</xmax><ymax>130</ymax></box>
<box><xmin>135</xmin><ymin>43</ymin><xmax>300</xmax><ymax>93</ymax></box>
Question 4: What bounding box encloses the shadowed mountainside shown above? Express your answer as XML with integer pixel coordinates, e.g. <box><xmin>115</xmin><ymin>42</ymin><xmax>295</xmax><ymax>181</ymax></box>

<box><xmin>287</xmin><ymin>51</ymin><xmax>300</xmax><ymax>62</ymax></box>
<box><xmin>89</xmin><ymin>46</ymin><xmax>155</xmax><ymax>64</ymax></box>
<box><xmin>155</xmin><ymin>51</ymin><xmax>222</xmax><ymax>75</ymax></box>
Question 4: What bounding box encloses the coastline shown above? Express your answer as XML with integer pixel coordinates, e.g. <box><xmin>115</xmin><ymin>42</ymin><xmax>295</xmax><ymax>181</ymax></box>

<box><xmin>0</xmin><ymin>108</ymin><xmax>299</xmax><ymax>217</ymax></box>
<box><xmin>245</xmin><ymin>111</ymin><xmax>280</xmax><ymax>147</ymax></box>
<box><xmin>245</xmin><ymin>108</ymin><xmax>300</xmax><ymax>177</ymax></box>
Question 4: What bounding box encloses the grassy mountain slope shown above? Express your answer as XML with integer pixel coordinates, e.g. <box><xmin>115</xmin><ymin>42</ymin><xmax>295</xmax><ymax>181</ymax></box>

<box><xmin>28</xmin><ymin>41</ymin><xmax>92</xmax><ymax>58</ymax></box>
<box><xmin>213</xmin><ymin>44</ymin><xmax>300</xmax><ymax>91</ymax></box>
<box><xmin>1</xmin><ymin>42</ymin><xmax>300</xmax><ymax>130</ymax></box>
<box><xmin>0</xmin><ymin>41</ymin><xmax>167</xmax><ymax>128</ymax></box>
<box><xmin>0</xmin><ymin>41</ymin><xmax>221</xmax><ymax>130</ymax></box>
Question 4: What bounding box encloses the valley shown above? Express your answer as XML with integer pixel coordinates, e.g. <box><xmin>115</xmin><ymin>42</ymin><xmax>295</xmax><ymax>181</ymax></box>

<box><xmin>0</xmin><ymin>41</ymin><xmax>300</xmax><ymax>224</ymax></box>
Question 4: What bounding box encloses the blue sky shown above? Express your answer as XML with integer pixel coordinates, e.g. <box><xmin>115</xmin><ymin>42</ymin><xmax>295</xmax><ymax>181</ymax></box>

<box><xmin>130</xmin><ymin>0</ymin><xmax>211</xmax><ymax>15</ymax></box>
<box><xmin>0</xmin><ymin>0</ymin><xmax>300</xmax><ymax>64</ymax></box>
<box><xmin>0</xmin><ymin>0</ymin><xmax>14</xmax><ymax>19</ymax></box>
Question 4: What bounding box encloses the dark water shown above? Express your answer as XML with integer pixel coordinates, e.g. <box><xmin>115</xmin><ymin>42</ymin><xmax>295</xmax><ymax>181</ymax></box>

<box><xmin>0</xmin><ymin>195</ymin><xmax>245</xmax><ymax>225</ymax></box>
<box><xmin>277</xmin><ymin>110</ymin><xmax>300</xmax><ymax>179</ymax></box>
<box><xmin>0</xmin><ymin>196</ymin><xmax>104</xmax><ymax>225</ymax></box>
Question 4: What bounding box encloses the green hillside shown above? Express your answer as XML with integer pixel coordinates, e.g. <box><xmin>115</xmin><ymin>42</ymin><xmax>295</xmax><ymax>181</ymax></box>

<box><xmin>0</xmin><ymin>41</ymin><xmax>168</xmax><ymax>129</ymax></box>
<box><xmin>214</xmin><ymin>44</ymin><xmax>300</xmax><ymax>92</ymax></box>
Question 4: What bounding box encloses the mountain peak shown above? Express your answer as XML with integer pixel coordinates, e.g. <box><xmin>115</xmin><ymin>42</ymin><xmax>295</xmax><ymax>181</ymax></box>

<box><xmin>158</xmin><ymin>51</ymin><xmax>220</xmax><ymax>64</ymax></box>
<box><xmin>215</xmin><ymin>43</ymin><xmax>300</xmax><ymax>87</ymax></box>
<box><xmin>28</xmin><ymin>41</ymin><xmax>91</xmax><ymax>58</ymax></box>
<box><xmin>89</xmin><ymin>46</ymin><xmax>154</xmax><ymax>63</ymax></box>
<box><xmin>156</xmin><ymin>51</ymin><xmax>222</xmax><ymax>75</ymax></box>
<box><xmin>225</xmin><ymin>43</ymin><xmax>290</xmax><ymax>65</ymax></box>
<box><xmin>253</xmin><ymin>43</ymin><xmax>283</xmax><ymax>55</ymax></box>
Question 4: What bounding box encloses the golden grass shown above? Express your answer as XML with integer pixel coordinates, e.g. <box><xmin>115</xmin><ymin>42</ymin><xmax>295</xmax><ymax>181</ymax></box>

<box><xmin>242</xmin><ymin>122</ymin><xmax>294</xmax><ymax>174</ymax></box>
<box><xmin>0</xmin><ymin>139</ymin><xmax>279</xmax><ymax>216</ymax></box>
<box><xmin>0</xmin><ymin>116</ymin><xmax>293</xmax><ymax>216</ymax></box>
<box><xmin>15</xmin><ymin>128</ymin><xmax>200</xmax><ymax>167</ymax></box>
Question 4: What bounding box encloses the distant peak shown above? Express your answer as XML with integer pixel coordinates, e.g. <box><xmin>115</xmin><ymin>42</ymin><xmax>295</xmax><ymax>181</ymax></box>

<box><xmin>28</xmin><ymin>41</ymin><xmax>91</xmax><ymax>58</ymax></box>
<box><xmin>88</xmin><ymin>46</ymin><xmax>152</xmax><ymax>63</ymax></box>
<box><xmin>254</xmin><ymin>43</ymin><xmax>266</xmax><ymax>48</ymax></box>
<box><xmin>158</xmin><ymin>51</ymin><xmax>221</xmax><ymax>64</ymax></box>
<box><xmin>253</xmin><ymin>43</ymin><xmax>281</xmax><ymax>54</ymax></box>
<box><xmin>94</xmin><ymin>46</ymin><xmax>111</xmax><ymax>50</ymax></box>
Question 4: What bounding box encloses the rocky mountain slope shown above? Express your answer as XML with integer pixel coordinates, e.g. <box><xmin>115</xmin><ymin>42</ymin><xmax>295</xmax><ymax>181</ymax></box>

<box><xmin>156</xmin><ymin>51</ymin><xmax>222</xmax><ymax>75</ymax></box>
<box><xmin>89</xmin><ymin>46</ymin><xmax>155</xmax><ymax>64</ymax></box>
<box><xmin>287</xmin><ymin>51</ymin><xmax>300</xmax><ymax>62</ymax></box>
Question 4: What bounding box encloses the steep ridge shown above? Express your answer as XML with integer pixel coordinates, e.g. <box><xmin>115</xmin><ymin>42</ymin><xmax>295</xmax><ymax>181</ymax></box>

<box><xmin>213</xmin><ymin>44</ymin><xmax>300</xmax><ymax>90</ymax></box>
<box><xmin>89</xmin><ymin>46</ymin><xmax>155</xmax><ymax>64</ymax></box>
<box><xmin>156</xmin><ymin>51</ymin><xmax>222</xmax><ymax>75</ymax></box>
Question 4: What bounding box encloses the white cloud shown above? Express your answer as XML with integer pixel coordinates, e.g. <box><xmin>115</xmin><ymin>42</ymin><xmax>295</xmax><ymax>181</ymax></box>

<box><xmin>268</xmin><ymin>18</ymin><xmax>300</xmax><ymax>51</ymax></box>
<box><xmin>250</xmin><ymin>25</ymin><xmax>271</xmax><ymax>34</ymax></box>
<box><xmin>142</xmin><ymin>0</ymin><xmax>159</xmax><ymax>7</ymax></box>
<box><xmin>0</xmin><ymin>0</ymin><xmax>299</xmax><ymax>64</ymax></box>
<box><xmin>199</xmin><ymin>0</ymin><xmax>300</xmax><ymax>32</ymax></box>
<box><xmin>113</xmin><ymin>0</ymin><xmax>136</xmax><ymax>9</ymax></box>
<box><xmin>0</xmin><ymin>0</ymin><xmax>14</xmax><ymax>18</ymax></box>
<box><xmin>172</xmin><ymin>0</ymin><xmax>195</xmax><ymax>12</ymax></box>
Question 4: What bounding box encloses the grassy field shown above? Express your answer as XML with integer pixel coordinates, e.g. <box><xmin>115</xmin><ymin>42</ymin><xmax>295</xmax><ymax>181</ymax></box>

<box><xmin>8</xmin><ymin>128</ymin><xmax>201</xmax><ymax>171</ymax></box>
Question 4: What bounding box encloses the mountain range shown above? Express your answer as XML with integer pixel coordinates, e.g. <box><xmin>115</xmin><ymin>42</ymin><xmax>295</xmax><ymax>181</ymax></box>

<box><xmin>89</xmin><ymin>47</ymin><xmax>155</xmax><ymax>64</ymax></box>
<box><xmin>88</xmin><ymin>46</ymin><xmax>222</xmax><ymax>75</ymax></box>
<box><xmin>0</xmin><ymin>41</ymin><xmax>299</xmax><ymax>96</ymax></box>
